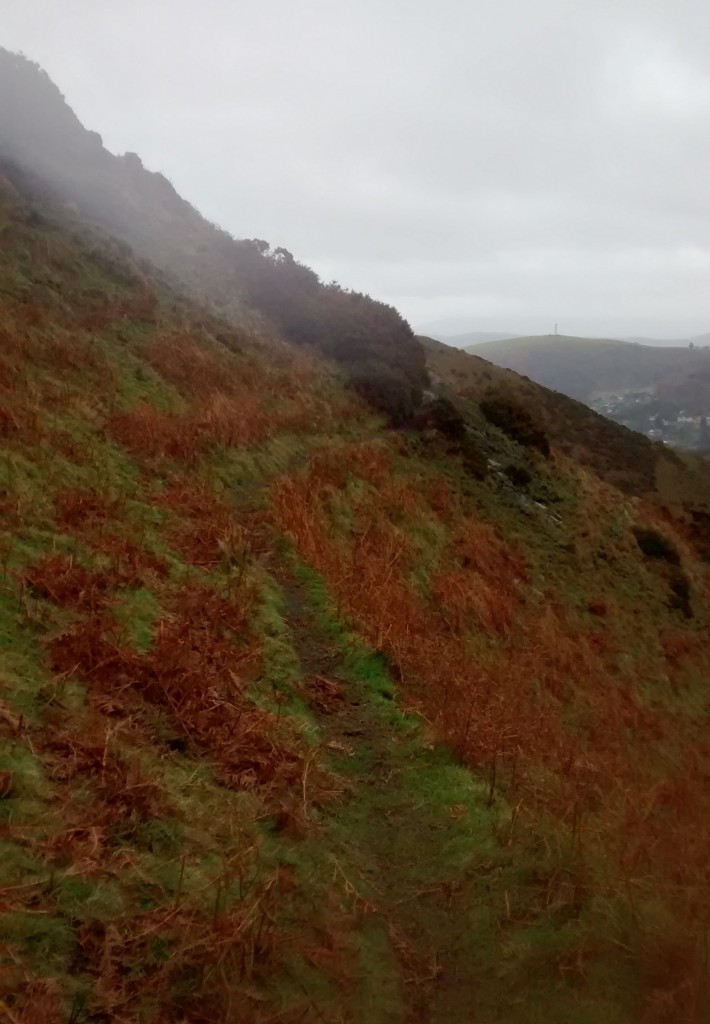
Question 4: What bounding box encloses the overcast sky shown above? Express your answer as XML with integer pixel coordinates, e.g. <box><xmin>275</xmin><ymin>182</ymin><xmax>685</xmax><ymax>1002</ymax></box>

<box><xmin>4</xmin><ymin>0</ymin><xmax>710</xmax><ymax>339</ymax></box>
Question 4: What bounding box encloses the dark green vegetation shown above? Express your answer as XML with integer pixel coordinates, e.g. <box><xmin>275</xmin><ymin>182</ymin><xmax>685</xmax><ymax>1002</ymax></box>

<box><xmin>632</xmin><ymin>527</ymin><xmax>681</xmax><ymax>566</ymax></box>
<box><xmin>1</xmin><ymin>51</ymin><xmax>710</xmax><ymax>1024</ymax></box>
<box><xmin>479</xmin><ymin>391</ymin><xmax>550</xmax><ymax>457</ymax></box>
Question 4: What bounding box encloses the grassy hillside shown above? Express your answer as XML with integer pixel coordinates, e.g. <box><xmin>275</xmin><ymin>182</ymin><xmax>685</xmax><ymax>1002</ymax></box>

<box><xmin>1</xmin><ymin>61</ymin><xmax>710</xmax><ymax>1024</ymax></box>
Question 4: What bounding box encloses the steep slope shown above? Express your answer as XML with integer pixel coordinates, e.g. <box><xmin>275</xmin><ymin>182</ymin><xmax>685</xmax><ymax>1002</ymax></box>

<box><xmin>1</xmin><ymin>61</ymin><xmax>710</xmax><ymax>1024</ymax></box>
<box><xmin>0</xmin><ymin>159</ymin><xmax>510</xmax><ymax>1023</ymax></box>
<box><xmin>463</xmin><ymin>334</ymin><xmax>710</xmax><ymax>450</ymax></box>
<box><xmin>0</xmin><ymin>48</ymin><xmax>426</xmax><ymax>419</ymax></box>
<box><xmin>423</xmin><ymin>336</ymin><xmax>710</xmax><ymax>505</ymax></box>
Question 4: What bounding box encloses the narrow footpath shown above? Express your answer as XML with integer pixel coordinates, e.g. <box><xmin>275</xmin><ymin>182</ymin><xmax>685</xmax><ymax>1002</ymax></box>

<box><xmin>272</xmin><ymin>560</ymin><xmax>496</xmax><ymax>1024</ymax></box>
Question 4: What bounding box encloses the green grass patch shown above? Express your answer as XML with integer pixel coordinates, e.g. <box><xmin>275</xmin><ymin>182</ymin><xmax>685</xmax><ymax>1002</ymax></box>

<box><xmin>113</xmin><ymin>586</ymin><xmax>161</xmax><ymax>653</ymax></box>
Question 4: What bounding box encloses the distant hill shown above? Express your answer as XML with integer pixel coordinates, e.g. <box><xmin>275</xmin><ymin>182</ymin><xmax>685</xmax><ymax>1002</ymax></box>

<box><xmin>464</xmin><ymin>334</ymin><xmax>710</xmax><ymax>448</ymax></box>
<box><xmin>464</xmin><ymin>334</ymin><xmax>710</xmax><ymax>398</ymax></box>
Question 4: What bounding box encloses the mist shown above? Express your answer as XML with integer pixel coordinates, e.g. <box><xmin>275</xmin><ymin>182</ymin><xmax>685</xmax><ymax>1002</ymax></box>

<box><xmin>3</xmin><ymin>0</ymin><xmax>709</xmax><ymax>340</ymax></box>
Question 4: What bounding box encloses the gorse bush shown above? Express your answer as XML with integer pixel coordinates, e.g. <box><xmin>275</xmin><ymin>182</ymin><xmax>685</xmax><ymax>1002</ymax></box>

<box><xmin>414</xmin><ymin>396</ymin><xmax>488</xmax><ymax>478</ymax></box>
<box><xmin>480</xmin><ymin>389</ymin><xmax>550</xmax><ymax>456</ymax></box>
<box><xmin>236</xmin><ymin>247</ymin><xmax>428</xmax><ymax>417</ymax></box>
<box><xmin>632</xmin><ymin>527</ymin><xmax>692</xmax><ymax>616</ymax></box>
<box><xmin>351</xmin><ymin>364</ymin><xmax>423</xmax><ymax>426</ymax></box>
<box><xmin>426</xmin><ymin>395</ymin><xmax>468</xmax><ymax>441</ymax></box>
<box><xmin>632</xmin><ymin>526</ymin><xmax>681</xmax><ymax>565</ymax></box>
<box><xmin>503</xmin><ymin>463</ymin><xmax>532</xmax><ymax>488</ymax></box>
<box><xmin>459</xmin><ymin>436</ymin><xmax>489</xmax><ymax>480</ymax></box>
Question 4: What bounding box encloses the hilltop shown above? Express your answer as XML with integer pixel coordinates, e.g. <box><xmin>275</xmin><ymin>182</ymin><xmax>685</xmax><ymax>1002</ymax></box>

<box><xmin>1</xmin><ymin>51</ymin><xmax>709</xmax><ymax>1024</ymax></box>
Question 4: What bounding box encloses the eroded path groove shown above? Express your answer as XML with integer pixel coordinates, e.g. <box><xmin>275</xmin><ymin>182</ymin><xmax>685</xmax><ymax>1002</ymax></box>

<box><xmin>273</xmin><ymin>561</ymin><xmax>491</xmax><ymax>1024</ymax></box>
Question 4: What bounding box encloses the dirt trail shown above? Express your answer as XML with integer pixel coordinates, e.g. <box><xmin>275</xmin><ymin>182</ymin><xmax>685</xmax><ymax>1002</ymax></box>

<box><xmin>275</xmin><ymin>565</ymin><xmax>481</xmax><ymax>1024</ymax></box>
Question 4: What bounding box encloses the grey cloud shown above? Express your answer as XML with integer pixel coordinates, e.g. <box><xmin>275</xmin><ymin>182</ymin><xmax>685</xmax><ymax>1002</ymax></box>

<box><xmin>4</xmin><ymin>0</ymin><xmax>710</xmax><ymax>338</ymax></box>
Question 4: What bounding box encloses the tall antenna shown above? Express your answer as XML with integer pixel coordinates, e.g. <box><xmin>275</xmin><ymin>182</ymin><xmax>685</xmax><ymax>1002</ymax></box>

<box><xmin>554</xmin><ymin>322</ymin><xmax>558</xmax><ymax>336</ymax></box>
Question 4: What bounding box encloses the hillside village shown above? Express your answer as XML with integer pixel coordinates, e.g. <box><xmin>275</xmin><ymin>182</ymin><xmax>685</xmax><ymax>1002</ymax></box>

<box><xmin>590</xmin><ymin>391</ymin><xmax>710</xmax><ymax>450</ymax></box>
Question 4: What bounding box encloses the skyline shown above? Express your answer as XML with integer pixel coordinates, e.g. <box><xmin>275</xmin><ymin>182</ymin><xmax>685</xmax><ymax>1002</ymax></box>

<box><xmin>4</xmin><ymin>0</ymin><xmax>710</xmax><ymax>339</ymax></box>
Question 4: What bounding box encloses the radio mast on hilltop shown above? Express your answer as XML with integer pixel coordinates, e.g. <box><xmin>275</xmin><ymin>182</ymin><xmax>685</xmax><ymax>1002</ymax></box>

<box><xmin>554</xmin><ymin>322</ymin><xmax>558</xmax><ymax>335</ymax></box>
